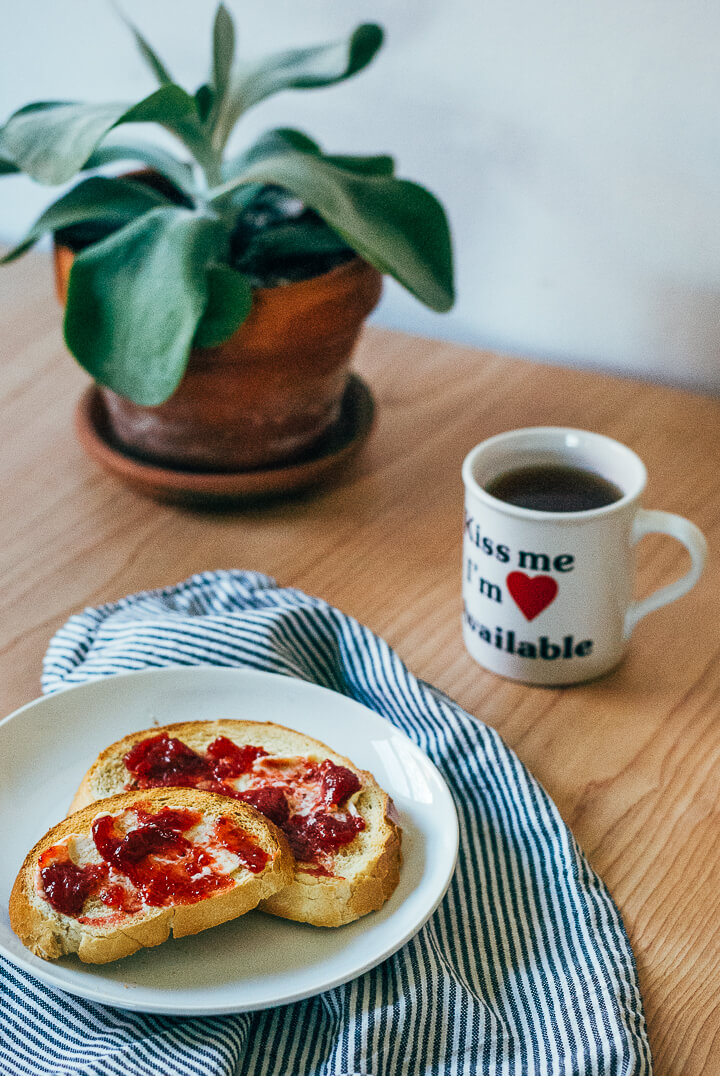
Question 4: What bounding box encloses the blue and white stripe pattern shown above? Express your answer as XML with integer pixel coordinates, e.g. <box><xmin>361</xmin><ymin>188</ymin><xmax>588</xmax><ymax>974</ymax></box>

<box><xmin>2</xmin><ymin>571</ymin><xmax>652</xmax><ymax>1075</ymax></box>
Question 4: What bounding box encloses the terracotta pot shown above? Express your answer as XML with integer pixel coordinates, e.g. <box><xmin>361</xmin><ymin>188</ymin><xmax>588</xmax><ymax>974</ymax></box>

<box><xmin>54</xmin><ymin>245</ymin><xmax>382</xmax><ymax>471</ymax></box>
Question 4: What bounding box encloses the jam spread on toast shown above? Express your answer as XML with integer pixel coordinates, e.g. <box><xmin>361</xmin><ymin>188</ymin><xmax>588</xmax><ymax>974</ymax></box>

<box><xmin>125</xmin><ymin>735</ymin><xmax>267</xmax><ymax>789</ymax></box>
<box><xmin>38</xmin><ymin>852</ymin><xmax>108</xmax><ymax>918</ymax></box>
<box><xmin>284</xmin><ymin>811</ymin><xmax>365</xmax><ymax>863</ymax></box>
<box><xmin>123</xmin><ymin>734</ymin><xmax>365</xmax><ymax>870</ymax></box>
<box><xmin>39</xmin><ymin>806</ymin><xmax>268</xmax><ymax>920</ymax></box>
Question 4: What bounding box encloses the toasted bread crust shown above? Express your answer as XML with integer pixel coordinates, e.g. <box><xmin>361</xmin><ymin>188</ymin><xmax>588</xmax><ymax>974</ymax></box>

<box><xmin>68</xmin><ymin>720</ymin><xmax>402</xmax><ymax>927</ymax></box>
<box><xmin>261</xmin><ymin>796</ymin><xmax>402</xmax><ymax>927</ymax></box>
<box><xmin>10</xmin><ymin>788</ymin><xmax>294</xmax><ymax>963</ymax></box>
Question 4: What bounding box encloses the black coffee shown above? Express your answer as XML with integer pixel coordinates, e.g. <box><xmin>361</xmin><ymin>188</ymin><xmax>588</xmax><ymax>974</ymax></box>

<box><xmin>485</xmin><ymin>463</ymin><xmax>623</xmax><ymax>513</ymax></box>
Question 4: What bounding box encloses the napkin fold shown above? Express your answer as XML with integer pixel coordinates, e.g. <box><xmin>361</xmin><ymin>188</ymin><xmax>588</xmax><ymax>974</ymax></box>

<box><xmin>1</xmin><ymin>570</ymin><xmax>652</xmax><ymax>1075</ymax></box>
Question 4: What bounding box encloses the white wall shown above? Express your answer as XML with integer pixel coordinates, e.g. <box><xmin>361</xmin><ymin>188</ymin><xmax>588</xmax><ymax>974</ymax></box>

<box><xmin>1</xmin><ymin>1</ymin><xmax>719</xmax><ymax>391</ymax></box>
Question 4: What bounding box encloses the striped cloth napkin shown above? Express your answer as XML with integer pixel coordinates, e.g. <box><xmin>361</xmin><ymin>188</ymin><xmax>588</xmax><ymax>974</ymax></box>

<box><xmin>2</xmin><ymin>570</ymin><xmax>652</xmax><ymax>1075</ymax></box>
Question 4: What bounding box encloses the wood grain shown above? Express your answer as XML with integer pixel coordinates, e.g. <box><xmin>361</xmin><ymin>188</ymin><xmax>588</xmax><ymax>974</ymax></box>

<box><xmin>2</xmin><ymin>251</ymin><xmax>719</xmax><ymax>1070</ymax></box>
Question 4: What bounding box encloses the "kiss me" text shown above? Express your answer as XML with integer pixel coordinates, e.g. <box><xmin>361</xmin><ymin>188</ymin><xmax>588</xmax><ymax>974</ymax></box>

<box><xmin>464</xmin><ymin>513</ymin><xmax>575</xmax><ymax>574</ymax></box>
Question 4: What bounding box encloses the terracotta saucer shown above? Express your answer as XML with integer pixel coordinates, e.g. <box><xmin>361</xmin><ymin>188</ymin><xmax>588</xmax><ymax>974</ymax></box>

<box><xmin>75</xmin><ymin>374</ymin><xmax>375</xmax><ymax>507</ymax></box>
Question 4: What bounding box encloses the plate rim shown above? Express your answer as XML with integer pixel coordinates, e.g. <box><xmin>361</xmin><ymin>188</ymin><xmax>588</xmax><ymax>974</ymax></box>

<box><xmin>0</xmin><ymin>666</ymin><xmax>459</xmax><ymax>1015</ymax></box>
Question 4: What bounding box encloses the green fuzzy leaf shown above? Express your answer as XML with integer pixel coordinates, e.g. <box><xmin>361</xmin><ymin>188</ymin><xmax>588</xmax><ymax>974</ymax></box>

<box><xmin>233</xmin><ymin>222</ymin><xmax>350</xmax><ymax>283</ymax></box>
<box><xmin>238</xmin><ymin>23</ymin><xmax>382</xmax><ymax>109</ymax></box>
<box><xmin>324</xmin><ymin>154</ymin><xmax>394</xmax><ymax>176</ymax></box>
<box><xmin>64</xmin><ymin>206</ymin><xmax>227</xmax><ymax>405</ymax></box>
<box><xmin>116</xmin><ymin>7</ymin><xmax>174</xmax><ymax>85</ymax></box>
<box><xmin>221</xmin><ymin>128</ymin><xmax>320</xmax><ymax>180</ymax></box>
<box><xmin>194</xmin><ymin>84</ymin><xmax>215</xmax><ymax>123</ymax></box>
<box><xmin>211</xmin><ymin>4</ymin><xmax>235</xmax><ymax>114</ymax></box>
<box><xmin>236</xmin><ymin>217</ymin><xmax>349</xmax><ymax>266</ymax></box>
<box><xmin>2</xmin><ymin>86</ymin><xmax>198</xmax><ymax>185</ymax></box>
<box><xmin>0</xmin><ymin>175</ymin><xmax>173</xmax><ymax>264</ymax></box>
<box><xmin>213</xmin><ymin>23</ymin><xmax>383</xmax><ymax>149</ymax></box>
<box><xmin>83</xmin><ymin>139</ymin><xmax>195</xmax><ymax>195</ymax></box>
<box><xmin>194</xmin><ymin>265</ymin><xmax>252</xmax><ymax>348</ymax></box>
<box><xmin>112</xmin><ymin>10</ymin><xmax>210</xmax><ymax>165</ymax></box>
<box><xmin>0</xmin><ymin>127</ymin><xmax>19</xmax><ymax>174</ymax></box>
<box><xmin>258</xmin><ymin>128</ymin><xmax>321</xmax><ymax>155</ymax></box>
<box><xmin>221</xmin><ymin>131</ymin><xmax>393</xmax><ymax>190</ymax></box>
<box><xmin>4</xmin><ymin>100</ymin><xmax>70</xmax><ymax>119</ymax></box>
<box><xmin>212</xmin><ymin>153</ymin><xmax>454</xmax><ymax>312</ymax></box>
<box><xmin>241</xmin><ymin>224</ymin><xmax>348</xmax><ymax>269</ymax></box>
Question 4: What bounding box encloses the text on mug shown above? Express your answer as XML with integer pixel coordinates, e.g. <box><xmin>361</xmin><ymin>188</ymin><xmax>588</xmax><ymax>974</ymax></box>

<box><xmin>463</xmin><ymin>605</ymin><xmax>593</xmax><ymax>660</ymax></box>
<box><xmin>464</xmin><ymin>513</ymin><xmax>575</xmax><ymax>573</ymax></box>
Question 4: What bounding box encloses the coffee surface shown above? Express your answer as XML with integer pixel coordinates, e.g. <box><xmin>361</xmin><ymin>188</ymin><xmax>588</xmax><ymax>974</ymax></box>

<box><xmin>485</xmin><ymin>463</ymin><xmax>623</xmax><ymax>513</ymax></box>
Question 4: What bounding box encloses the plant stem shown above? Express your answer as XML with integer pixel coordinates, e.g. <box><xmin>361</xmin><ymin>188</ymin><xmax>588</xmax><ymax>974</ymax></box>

<box><xmin>198</xmin><ymin>152</ymin><xmax>223</xmax><ymax>191</ymax></box>
<box><xmin>177</xmin><ymin>129</ymin><xmax>223</xmax><ymax>191</ymax></box>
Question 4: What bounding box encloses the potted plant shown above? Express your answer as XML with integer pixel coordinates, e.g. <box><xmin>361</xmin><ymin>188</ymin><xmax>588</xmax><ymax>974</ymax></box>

<box><xmin>0</xmin><ymin>5</ymin><xmax>453</xmax><ymax>491</ymax></box>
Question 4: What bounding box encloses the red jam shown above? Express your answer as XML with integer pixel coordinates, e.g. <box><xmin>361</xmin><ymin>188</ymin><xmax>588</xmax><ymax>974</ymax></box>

<box><xmin>284</xmin><ymin>811</ymin><xmax>365</xmax><ymax>863</ymax></box>
<box><xmin>38</xmin><ymin>848</ymin><xmax>105</xmax><ymax>917</ymax></box>
<box><xmin>205</xmin><ymin>738</ymin><xmax>267</xmax><ymax>778</ymax></box>
<box><xmin>124</xmin><ymin>735</ymin><xmax>209</xmax><ymax>785</ymax></box>
<box><xmin>38</xmin><ymin>806</ymin><xmax>268</xmax><ymax>919</ymax></box>
<box><xmin>239</xmin><ymin>786</ymin><xmax>290</xmax><ymax>827</ymax></box>
<box><xmin>211</xmin><ymin>815</ymin><xmax>270</xmax><ymax>873</ymax></box>
<box><xmin>124</xmin><ymin>733</ymin><xmax>268</xmax><ymax>793</ymax></box>
<box><xmin>122</xmin><ymin>734</ymin><xmax>365</xmax><ymax>869</ymax></box>
<box><xmin>316</xmin><ymin>760</ymin><xmax>361</xmax><ymax>806</ymax></box>
<box><xmin>38</xmin><ymin>844</ymin><xmax>142</xmax><ymax>918</ymax></box>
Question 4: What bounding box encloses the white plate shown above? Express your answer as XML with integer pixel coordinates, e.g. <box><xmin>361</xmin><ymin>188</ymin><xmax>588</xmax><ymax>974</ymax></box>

<box><xmin>0</xmin><ymin>667</ymin><xmax>458</xmax><ymax>1015</ymax></box>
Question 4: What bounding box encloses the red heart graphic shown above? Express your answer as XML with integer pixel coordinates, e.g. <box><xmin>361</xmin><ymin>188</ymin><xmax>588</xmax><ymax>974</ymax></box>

<box><xmin>506</xmin><ymin>572</ymin><xmax>558</xmax><ymax>621</ymax></box>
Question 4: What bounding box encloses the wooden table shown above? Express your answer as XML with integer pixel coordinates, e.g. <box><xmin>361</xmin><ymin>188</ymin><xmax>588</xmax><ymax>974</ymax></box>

<box><xmin>2</xmin><ymin>251</ymin><xmax>719</xmax><ymax>1072</ymax></box>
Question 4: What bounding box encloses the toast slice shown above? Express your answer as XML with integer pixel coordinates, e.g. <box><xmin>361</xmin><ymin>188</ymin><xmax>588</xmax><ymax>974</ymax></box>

<box><xmin>70</xmin><ymin>720</ymin><xmax>402</xmax><ymax>927</ymax></box>
<box><xmin>10</xmin><ymin>787</ymin><xmax>294</xmax><ymax>963</ymax></box>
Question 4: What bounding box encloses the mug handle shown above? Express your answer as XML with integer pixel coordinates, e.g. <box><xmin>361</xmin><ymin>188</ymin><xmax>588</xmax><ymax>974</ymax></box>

<box><xmin>624</xmin><ymin>508</ymin><xmax>707</xmax><ymax>637</ymax></box>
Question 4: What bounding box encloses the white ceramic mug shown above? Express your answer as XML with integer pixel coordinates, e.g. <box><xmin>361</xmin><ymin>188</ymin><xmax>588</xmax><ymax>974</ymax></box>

<box><xmin>461</xmin><ymin>427</ymin><xmax>707</xmax><ymax>685</ymax></box>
